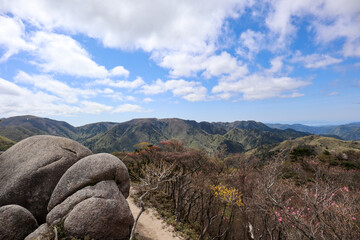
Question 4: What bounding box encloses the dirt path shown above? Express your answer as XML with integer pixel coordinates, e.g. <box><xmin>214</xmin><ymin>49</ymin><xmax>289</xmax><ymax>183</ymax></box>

<box><xmin>127</xmin><ymin>197</ymin><xmax>183</xmax><ymax>240</ymax></box>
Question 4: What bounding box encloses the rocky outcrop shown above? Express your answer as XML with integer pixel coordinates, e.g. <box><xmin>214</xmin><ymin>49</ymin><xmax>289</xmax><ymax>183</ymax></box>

<box><xmin>0</xmin><ymin>205</ymin><xmax>38</xmax><ymax>240</ymax></box>
<box><xmin>0</xmin><ymin>136</ymin><xmax>134</xmax><ymax>240</ymax></box>
<box><xmin>47</xmin><ymin>180</ymin><xmax>123</xmax><ymax>225</ymax></box>
<box><xmin>48</xmin><ymin>153</ymin><xmax>130</xmax><ymax>211</ymax></box>
<box><xmin>64</xmin><ymin>194</ymin><xmax>133</xmax><ymax>239</ymax></box>
<box><xmin>47</xmin><ymin>154</ymin><xmax>133</xmax><ymax>239</ymax></box>
<box><xmin>0</xmin><ymin>135</ymin><xmax>92</xmax><ymax>223</ymax></box>
<box><xmin>0</xmin><ymin>136</ymin><xmax>133</xmax><ymax>240</ymax></box>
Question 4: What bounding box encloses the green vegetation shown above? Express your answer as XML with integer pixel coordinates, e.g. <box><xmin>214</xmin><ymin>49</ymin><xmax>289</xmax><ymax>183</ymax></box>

<box><xmin>0</xmin><ymin>116</ymin><xmax>308</xmax><ymax>155</ymax></box>
<box><xmin>0</xmin><ymin>135</ymin><xmax>15</xmax><ymax>151</ymax></box>
<box><xmin>290</xmin><ymin>147</ymin><xmax>314</xmax><ymax>161</ymax></box>
<box><xmin>246</xmin><ymin>135</ymin><xmax>360</xmax><ymax>169</ymax></box>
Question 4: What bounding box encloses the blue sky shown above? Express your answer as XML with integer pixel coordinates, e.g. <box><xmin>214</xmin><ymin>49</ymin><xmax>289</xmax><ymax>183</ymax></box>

<box><xmin>0</xmin><ymin>0</ymin><xmax>359</xmax><ymax>126</ymax></box>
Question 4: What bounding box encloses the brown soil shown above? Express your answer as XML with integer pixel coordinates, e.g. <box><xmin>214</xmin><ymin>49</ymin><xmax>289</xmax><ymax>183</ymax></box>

<box><xmin>127</xmin><ymin>197</ymin><xmax>183</xmax><ymax>240</ymax></box>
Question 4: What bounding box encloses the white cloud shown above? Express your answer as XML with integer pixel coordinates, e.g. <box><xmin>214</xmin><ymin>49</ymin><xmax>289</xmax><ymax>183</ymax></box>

<box><xmin>113</xmin><ymin>104</ymin><xmax>143</xmax><ymax>113</ymax></box>
<box><xmin>0</xmin><ymin>15</ymin><xmax>34</xmax><ymax>62</ymax></box>
<box><xmin>213</xmin><ymin>92</ymin><xmax>236</xmax><ymax>100</ymax></box>
<box><xmin>268</xmin><ymin>56</ymin><xmax>284</xmax><ymax>74</ymax></box>
<box><xmin>158</xmin><ymin>51</ymin><xmax>248</xmax><ymax>80</ymax></box>
<box><xmin>157</xmin><ymin>52</ymin><xmax>208</xmax><ymax>77</ymax></box>
<box><xmin>80</xmin><ymin>101</ymin><xmax>113</xmax><ymax>114</ymax></box>
<box><xmin>14</xmin><ymin>71</ymin><xmax>96</xmax><ymax>103</ymax></box>
<box><xmin>142</xmin><ymin>79</ymin><xmax>207</xmax><ymax>101</ymax></box>
<box><xmin>212</xmin><ymin>57</ymin><xmax>310</xmax><ymax>101</ymax></box>
<box><xmin>328</xmin><ymin>91</ymin><xmax>339</xmax><ymax>96</ymax></box>
<box><xmin>92</xmin><ymin>77</ymin><xmax>145</xmax><ymax>89</ymax></box>
<box><xmin>265</xmin><ymin>0</ymin><xmax>313</xmax><ymax>45</ymax></box>
<box><xmin>0</xmin><ymin>76</ymin><xmax>115</xmax><ymax>116</ymax></box>
<box><xmin>0</xmin><ymin>16</ymin><xmax>131</xmax><ymax>77</ymax></box>
<box><xmin>125</xmin><ymin>96</ymin><xmax>136</xmax><ymax>101</ymax></box>
<box><xmin>0</xmin><ymin>76</ymin><xmax>26</xmax><ymax>96</ymax></box>
<box><xmin>30</xmin><ymin>32</ymin><xmax>129</xmax><ymax>78</ymax></box>
<box><xmin>0</xmin><ymin>77</ymin><xmax>80</xmax><ymax>116</ymax></box>
<box><xmin>1</xmin><ymin>0</ymin><xmax>250</xmax><ymax>52</ymax></box>
<box><xmin>143</xmin><ymin>97</ymin><xmax>154</xmax><ymax>102</ymax></box>
<box><xmin>342</xmin><ymin>38</ymin><xmax>360</xmax><ymax>58</ymax></box>
<box><xmin>110</xmin><ymin>66</ymin><xmax>130</xmax><ymax>78</ymax></box>
<box><xmin>212</xmin><ymin>74</ymin><xmax>309</xmax><ymax>100</ymax></box>
<box><xmin>0</xmin><ymin>0</ymin><xmax>254</xmax><ymax>81</ymax></box>
<box><xmin>202</xmin><ymin>52</ymin><xmax>247</xmax><ymax>79</ymax></box>
<box><xmin>1</xmin><ymin>0</ymin><xmax>357</xmax><ymax>108</ymax></box>
<box><xmin>265</xmin><ymin>0</ymin><xmax>360</xmax><ymax>56</ymax></box>
<box><xmin>104</xmin><ymin>91</ymin><xmax>137</xmax><ymax>102</ymax></box>
<box><xmin>291</xmin><ymin>52</ymin><xmax>342</xmax><ymax>68</ymax></box>
<box><xmin>237</xmin><ymin>29</ymin><xmax>265</xmax><ymax>59</ymax></box>
<box><xmin>102</xmin><ymin>88</ymin><xmax>114</xmax><ymax>94</ymax></box>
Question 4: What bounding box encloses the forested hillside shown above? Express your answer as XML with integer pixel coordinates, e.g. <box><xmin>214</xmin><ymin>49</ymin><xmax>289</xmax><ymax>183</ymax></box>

<box><xmin>0</xmin><ymin>116</ymin><xmax>308</xmax><ymax>154</ymax></box>
<box><xmin>115</xmin><ymin>138</ymin><xmax>360</xmax><ymax>239</ymax></box>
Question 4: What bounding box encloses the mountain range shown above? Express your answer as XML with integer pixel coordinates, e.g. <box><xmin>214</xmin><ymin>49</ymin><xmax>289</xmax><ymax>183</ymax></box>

<box><xmin>266</xmin><ymin>122</ymin><xmax>360</xmax><ymax>140</ymax></box>
<box><xmin>0</xmin><ymin>115</ymin><xmax>310</xmax><ymax>154</ymax></box>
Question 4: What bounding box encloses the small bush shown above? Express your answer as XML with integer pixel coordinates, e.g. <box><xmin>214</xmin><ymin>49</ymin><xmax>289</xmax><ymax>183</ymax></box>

<box><xmin>341</xmin><ymin>161</ymin><xmax>359</xmax><ymax>170</ymax></box>
<box><xmin>290</xmin><ymin>147</ymin><xmax>314</xmax><ymax>161</ymax></box>
<box><xmin>282</xmin><ymin>171</ymin><xmax>298</xmax><ymax>179</ymax></box>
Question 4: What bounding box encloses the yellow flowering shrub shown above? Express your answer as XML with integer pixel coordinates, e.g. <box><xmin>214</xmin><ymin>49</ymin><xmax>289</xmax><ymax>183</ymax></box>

<box><xmin>211</xmin><ymin>184</ymin><xmax>244</xmax><ymax>207</ymax></box>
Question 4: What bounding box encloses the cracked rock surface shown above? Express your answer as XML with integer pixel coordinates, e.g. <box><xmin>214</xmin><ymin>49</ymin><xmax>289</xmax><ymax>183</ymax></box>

<box><xmin>0</xmin><ymin>136</ymin><xmax>134</xmax><ymax>240</ymax></box>
<box><xmin>0</xmin><ymin>135</ymin><xmax>92</xmax><ymax>223</ymax></box>
<box><xmin>47</xmin><ymin>154</ymin><xmax>133</xmax><ymax>239</ymax></box>
<box><xmin>48</xmin><ymin>153</ymin><xmax>130</xmax><ymax>211</ymax></box>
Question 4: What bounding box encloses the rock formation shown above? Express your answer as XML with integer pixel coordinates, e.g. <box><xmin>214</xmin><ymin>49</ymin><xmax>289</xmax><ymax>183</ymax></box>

<box><xmin>0</xmin><ymin>205</ymin><xmax>38</xmax><ymax>240</ymax></box>
<box><xmin>0</xmin><ymin>135</ymin><xmax>133</xmax><ymax>240</ymax></box>
<box><xmin>0</xmin><ymin>135</ymin><xmax>92</xmax><ymax>223</ymax></box>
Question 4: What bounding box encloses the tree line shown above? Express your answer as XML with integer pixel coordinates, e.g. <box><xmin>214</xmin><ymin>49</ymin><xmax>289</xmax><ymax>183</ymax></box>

<box><xmin>115</xmin><ymin>140</ymin><xmax>360</xmax><ymax>240</ymax></box>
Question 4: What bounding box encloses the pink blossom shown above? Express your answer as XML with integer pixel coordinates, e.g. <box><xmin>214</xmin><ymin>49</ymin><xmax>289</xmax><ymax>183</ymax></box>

<box><xmin>352</xmin><ymin>217</ymin><xmax>356</xmax><ymax>220</ymax></box>
<box><xmin>344</xmin><ymin>187</ymin><xmax>349</xmax><ymax>192</ymax></box>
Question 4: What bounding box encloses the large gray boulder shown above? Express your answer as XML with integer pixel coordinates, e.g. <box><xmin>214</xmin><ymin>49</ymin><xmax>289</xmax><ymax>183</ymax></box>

<box><xmin>48</xmin><ymin>153</ymin><xmax>130</xmax><ymax>211</ymax></box>
<box><xmin>47</xmin><ymin>180</ymin><xmax>124</xmax><ymax>225</ymax></box>
<box><xmin>47</xmin><ymin>180</ymin><xmax>133</xmax><ymax>239</ymax></box>
<box><xmin>0</xmin><ymin>205</ymin><xmax>38</xmax><ymax>240</ymax></box>
<box><xmin>64</xmin><ymin>196</ymin><xmax>133</xmax><ymax>239</ymax></box>
<box><xmin>0</xmin><ymin>135</ymin><xmax>92</xmax><ymax>223</ymax></box>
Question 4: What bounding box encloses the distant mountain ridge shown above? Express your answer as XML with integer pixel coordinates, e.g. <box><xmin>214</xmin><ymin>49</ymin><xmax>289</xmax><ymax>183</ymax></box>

<box><xmin>0</xmin><ymin>115</ymin><xmax>309</xmax><ymax>154</ymax></box>
<box><xmin>267</xmin><ymin>122</ymin><xmax>360</xmax><ymax>140</ymax></box>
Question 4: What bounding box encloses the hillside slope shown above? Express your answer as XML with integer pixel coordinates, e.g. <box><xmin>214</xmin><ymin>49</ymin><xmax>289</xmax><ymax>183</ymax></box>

<box><xmin>0</xmin><ymin>116</ymin><xmax>308</xmax><ymax>154</ymax></box>
<box><xmin>244</xmin><ymin>135</ymin><xmax>360</xmax><ymax>169</ymax></box>
<box><xmin>272</xmin><ymin>135</ymin><xmax>360</xmax><ymax>154</ymax></box>
<box><xmin>267</xmin><ymin>122</ymin><xmax>360</xmax><ymax>140</ymax></box>
<box><xmin>0</xmin><ymin>115</ymin><xmax>77</xmax><ymax>141</ymax></box>
<box><xmin>0</xmin><ymin>135</ymin><xmax>15</xmax><ymax>151</ymax></box>
<box><xmin>85</xmin><ymin>118</ymin><xmax>308</xmax><ymax>154</ymax></box>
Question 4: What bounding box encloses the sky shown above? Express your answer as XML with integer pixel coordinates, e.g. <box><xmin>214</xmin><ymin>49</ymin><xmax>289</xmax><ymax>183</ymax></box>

<box><xmin>0</xmin><ymin>0</ymin><xmax>359</xmax><ymax>126</ymax></box>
